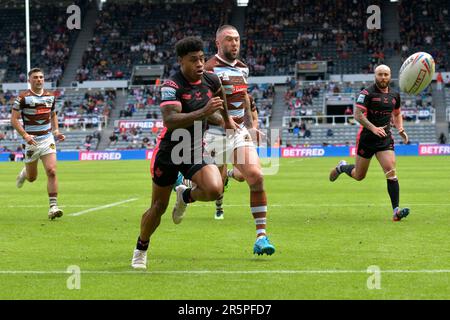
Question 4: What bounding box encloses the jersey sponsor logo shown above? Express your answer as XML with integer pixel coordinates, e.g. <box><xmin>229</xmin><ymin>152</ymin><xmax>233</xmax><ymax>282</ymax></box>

<box><xmin>357</xmin><ymin>94</ymin><xmax>366</xmax><ymax>103</ymax></box>
<box><xmin>233</xmin><ymin>84</ymin><xmax>248</xmax><ymax>93</ymax></box>
<box><xmin>207</xmin><ymin>90</ymin><xmax>213</xmax><ymax>99</ymax></box>
<box><xmin>49</xmin><ymin>143</ymin><xmax>56</xmax><ymax>150</ymax></box>
<box><xmin>36</xmin><ymin>107</ymin><xmax>51</xmax><ymax>114</ymax></box>
<box><xmin>383</xmin><ymin>97</ymin><xmax>389</xmax><ymax>104</ymax></box>
<box><xmin>369</xmin><ymin>109</ymin><xmax>392</xmax><ymax>116</ymax></box>
<box><xmin>371</xmin><ymin>97</ymin><xmax>381</xmax><ymax>102</ymax></box>
<box><xmin>162</xmin><ymin>80</ymin><xmax>179</xmax><ymax>89</ymax></box>
<box><xmin>195</xmin><ymin>92</ymin><xmax>202</xmax><ymax>100</ymax></box>
<box><xmin>181</xmin><ymin>93</ymin><xmax>192</xmax><ymax>100</ymax></box>
<box><xmin>161</xmin><ymin>87</ymin><xmax>177</xmax><ymax>101</ymax></box>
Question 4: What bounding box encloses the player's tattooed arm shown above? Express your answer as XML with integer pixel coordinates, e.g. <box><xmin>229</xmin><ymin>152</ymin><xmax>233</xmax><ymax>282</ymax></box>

<box><xmin>207</xmin><ymin>110</ymin><xmax>225</xmax><ymax>126</ymax></box>
<box><xmin>162</xmin><ymin>99</ymin><xmax>223</xmax><ymax>130</ymax></box>
<box><xmin>354</xmin><ymin>107</ymin><xmax>387</xmax><ymax>138</ymax></box>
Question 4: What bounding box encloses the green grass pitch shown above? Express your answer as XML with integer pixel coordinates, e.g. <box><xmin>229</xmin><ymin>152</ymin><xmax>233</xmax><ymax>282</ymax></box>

<box><xmin>0</xmin><ymin>156</ymin><xmax>449</xmax><ymax>299</ymax></box>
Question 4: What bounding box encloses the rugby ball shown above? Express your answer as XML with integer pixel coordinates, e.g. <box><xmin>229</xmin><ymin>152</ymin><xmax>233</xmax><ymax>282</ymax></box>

<box><xmin>399</xmin><ymin>52</ymin><xmax>435</xmax><ymax>95</ymax></box>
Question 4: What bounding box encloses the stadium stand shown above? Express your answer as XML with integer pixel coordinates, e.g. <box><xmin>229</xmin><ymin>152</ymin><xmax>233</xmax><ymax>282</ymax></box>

<box><xmin>281</xmin><ymin>80</ymin><xmax>437</xmax><ymax>146</ymax></box>
<box><xmin>242</xmin><ymin>0</ymin><xmax>384</xmax><ymax>75</ymax></box>
<box><xmin>78</xmin><ymin>0</ymin><xmax>232</xmax><ymax>81</ymax></box>
<box><xmin>0</xmin><ymin>0</ymin><xmax>447</xmax><ymax>151</ymax></box>
<box><xmin>0</xmin><ymin>0</ymin><xmax>87</xmax><ymax>84</ymax></box>
<box><xmin>398</xmin><ymin>0</ymin><xmax>450</xmax><ymax>71</ymax></box>
<box><xmin>0</xmin><ymin>87</ymin><xmax>111</xmax><ymax>153</ymax></box>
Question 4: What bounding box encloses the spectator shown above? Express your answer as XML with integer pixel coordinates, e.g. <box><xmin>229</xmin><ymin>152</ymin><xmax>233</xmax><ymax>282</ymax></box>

<box><xmin>439</xmin><ymin>132</ymin><xmax>447</xmax><ymax>144</ymax></box>
<box><xmin>109</xmin><ymin>132</ymin><xmax>118</xmax><ymax>146</ymax></box>
<box><xmin>303</xmin><ymin>128</ymin><xmax>311</xmax><ymax>139</ymax></box>
<box><xmin>327</xmin><ymin>128</ymin><xmax>334</xmax><ymax>137</ymax></box>
<box><xmin>436</xmin><ymin>72</ymin><xmax>443</xmax><ymax>91</ymax></box>
<box><xmin>445</xmin><ymin>75</ymin><xmax>450</xmax><ymax>88</ymax></box>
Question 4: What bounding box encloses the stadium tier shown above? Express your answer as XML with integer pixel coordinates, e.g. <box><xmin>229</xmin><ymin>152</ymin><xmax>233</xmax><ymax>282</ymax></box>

<box><xmin>399</xmin><ymin>0</ymin><xmax>449</xmax><ymax>71</ymax></box>
<box><xmin>0</xmin><ymin>0</ymin><xmax>87</xmax><ymax>84</ymax></box>
<box><xmin>0</xmin><ymin>0</ymin><xmax>448</xmax><ymax>152</ymax></box>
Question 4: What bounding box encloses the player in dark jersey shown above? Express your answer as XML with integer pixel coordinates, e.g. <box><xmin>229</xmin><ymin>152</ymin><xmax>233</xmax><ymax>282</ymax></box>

<box><xmin>329</xmin><ymin>65</ymin><xmax>410</xmax><ymax>221</ymax></box>
<box><xmin>131</xmin><ymin>37</ymin><xmax>228</xmax><ymax>269</ymax></box>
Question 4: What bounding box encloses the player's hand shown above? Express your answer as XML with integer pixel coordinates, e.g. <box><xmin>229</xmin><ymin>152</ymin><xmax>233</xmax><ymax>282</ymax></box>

<box><xmin>371</xmin><ymin>126</ymin><xmax>387</xmax><ymax>138</ymax></box>
<box><xmin>53</xmin><ymin>130</ymin><xmax>65</xmax><ymax>142</ymax></box>
<box><xmin>399</xmin><ymin>129</ymin><xmax>409</xmax><ymax>144</ymax></box>
<box><xmin>56</xmin><ymin>133</ymin><xmax>65</xmax><ymax>142</ymax></box>
<box><xmin>203</xmin><ymin>97</ymin><xmax>224</xmax><ymax>117</ymax></box>
<box><xmin>23</xmin><ymin>134</ymin><xmax>37</xmax><ymax>146</ymax></box>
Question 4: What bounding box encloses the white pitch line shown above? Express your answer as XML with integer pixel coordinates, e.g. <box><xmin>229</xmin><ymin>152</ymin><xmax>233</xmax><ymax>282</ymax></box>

<box><xmin>68</xmin><ymin>198</ymin><xmax>139</xmax><ymax>217</ymax></box>
<box><xmin>0</xmin><ymin>270</ymin><xmax>450</xmax><ymax>275</ymax></box>
<box><xmin>5</xmin><ymin>203</ymin><xmax>450</xmax><ymax>208</ymax></box>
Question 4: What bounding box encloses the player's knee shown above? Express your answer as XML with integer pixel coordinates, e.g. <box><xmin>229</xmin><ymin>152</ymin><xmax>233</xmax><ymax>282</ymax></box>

<box><xmin>45</xmin><ymin>167</ymin><xmax>56</xmax><ymax>178</ymax></box>
<box><xmin>205</xmin><ymin>183</ymin><xmax>222</xmax><ymax>201</ymax></box>
<box><xmin>234</xmin><ymin>173</ymin><xmax>245</xmax><ymax>182</ymax></box>
<box><xmin>385</xmin><ymin>168</ymin><xmax>396</xmax><ymax>179</ymax></box>
<box><xmin>152</xmin><ymin>201</ymin><xmax>168</xmax><ymax>216</ymax></box>
<box><xmin>354</xmin><ymin>172</ymin><xmax>366</xmax><ymax>181</ymax></box>
<box><xmin>246</xmin><ymin>171</ymin><xmax>264</xmax><ymax>190</ymax></box>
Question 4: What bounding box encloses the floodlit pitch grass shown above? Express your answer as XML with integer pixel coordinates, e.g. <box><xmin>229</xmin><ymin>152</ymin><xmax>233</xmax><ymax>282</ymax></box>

<box><xmin>0</xmin><ymin>156</ymin><xmax>449</xmax><ymax>299</ymax></box>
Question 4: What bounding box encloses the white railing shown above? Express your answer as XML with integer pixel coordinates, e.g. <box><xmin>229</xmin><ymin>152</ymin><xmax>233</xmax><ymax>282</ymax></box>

<box><xmin>283</xmin><ymin>109</ymin><xmax>436</xmax><ymax>127</ymax></box>
<box><xmin>59</xmin><ymin>115</ymin><xmax>107</xmax><ymax>131</ymax></box>
<box><xmin>283</xmin><ymin>115</ymin><xmax>356</xmax><ymax>127</ymax></box>
<box><xmin>401</xmin><ymin>108</ymin><xmax>436</xmax><ymax>123</ymax></box>
<box><xmin>447</xmin><ymin>107</ymin><xmax>450</xmax><ymax>122</ymax></box>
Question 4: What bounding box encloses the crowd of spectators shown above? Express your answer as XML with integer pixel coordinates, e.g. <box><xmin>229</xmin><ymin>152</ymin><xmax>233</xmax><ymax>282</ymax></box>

<box><xmin>78</xmin><ymin>0</ymin><xmax>231</xmax><ymax>81</ymax></box>
<box><xmin>243</xmin><ymin>0</ymin><xmax>384</xmax><ymax>75</ymax></box>
<box><xmin>398</xmin><ymin>0</ymin><xmax>450</xmax><ymax>71</ymax></box>
<box><xmin>0</xmin><ymin>1</ymin><xmax>87</xmax><ymax>83</ymax></box>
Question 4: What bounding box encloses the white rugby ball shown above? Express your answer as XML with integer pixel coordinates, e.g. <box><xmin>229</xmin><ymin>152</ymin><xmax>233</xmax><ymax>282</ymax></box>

<box><xmin>399</xmin><ymin>52</ymin><xmax>435</xmax><ymax>95</ymax></box>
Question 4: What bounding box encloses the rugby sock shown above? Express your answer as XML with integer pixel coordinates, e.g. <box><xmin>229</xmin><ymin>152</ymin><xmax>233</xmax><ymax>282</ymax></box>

<box><xmin>136</xmin><ymin>237</ymin><xmax>149</xmax><ymax>251</ymax></box>
<box><xmin>216</xmin><ymin>193</ymin><xmax>224</xmax><ymax>212</ymax></box>
<box><xmin>182</xmin><ymin>188</ymin><xmax>195</xmax><ymax>204</ymax></box>
<box><xmin>251</xmin><ymin>190</ymin><xmax>267</xmax><ymax>239</ymax></box>
<box><xmin>387</xmin><ymin>178</ymin><xmax>400</xmax><ymax>210</ymax></box>
<box><xmin>340</xmin><ymin>164</ymin><xmax>355</xmax><ymax>177</ymax></box>
<box><xmin>49</xmin><ymin>193</ymin><xmax>57</xmax><ymax>208</ymax></box>
<box><xmin>227</xmin><ymin>169</ymin><xmax>234</xmax><ymax>178</ymax></box>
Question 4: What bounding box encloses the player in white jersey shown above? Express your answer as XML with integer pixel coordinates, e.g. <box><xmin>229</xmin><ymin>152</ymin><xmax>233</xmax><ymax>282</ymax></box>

<box><xmin>11</xmin><ymin>68</ymin><xmax>65</xmax><ymax>219</ymax></box>
<box><xmin>204</xmin><ymin>25</ymin><xmax>275</xmax><ymax>255</ymax></box>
